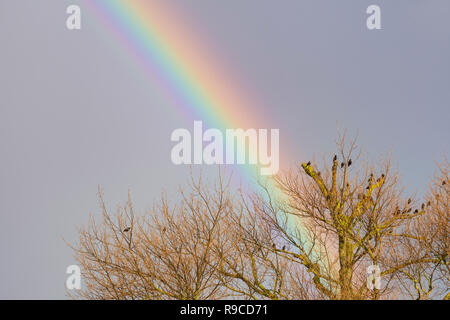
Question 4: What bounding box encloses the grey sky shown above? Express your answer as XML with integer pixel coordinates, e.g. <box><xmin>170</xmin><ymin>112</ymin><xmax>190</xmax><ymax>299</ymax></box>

<box><xmin>0</xmin><ymin>0</ymin><xmax>449</xmax><ymax>298</ymax></box>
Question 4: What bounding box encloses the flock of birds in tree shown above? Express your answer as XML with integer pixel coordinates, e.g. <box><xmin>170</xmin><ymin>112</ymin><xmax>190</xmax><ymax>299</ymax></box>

<box><xmin>303</xmin><ymin>155</ymin><xmax>450</xmax><ymax>219</ymax></box>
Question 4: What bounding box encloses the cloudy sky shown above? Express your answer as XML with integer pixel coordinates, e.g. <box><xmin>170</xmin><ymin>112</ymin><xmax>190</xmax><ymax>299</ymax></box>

<box><xmin>0</xmin><ymin>0</ymin><xmax>449</xmax><ymax>298</ymax></box>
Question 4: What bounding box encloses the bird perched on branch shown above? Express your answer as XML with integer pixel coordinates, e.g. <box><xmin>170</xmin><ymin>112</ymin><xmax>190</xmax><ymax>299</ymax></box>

<box><xmin>307</xmin><ymin>161</ymin><xmax>311</xmax><ymax>166</ymax></box>
<box><xmin>348</xmin><ymin>159</ymin><xmax>352</xmax><ymax>167</ymax></box>
<box><xmin>123</xmin><ymin>227</ymin><xmax>131</xmax><ymax>232</ymax></box>
<box><xmin>341</xmin><ymin>162</ymin><xmax>345</xmax><ymax>168</ymax></box>
<box><xmin>333</xmin><ymin>155</ymin><xmax>337</xmax><ymax>162</ymax></box>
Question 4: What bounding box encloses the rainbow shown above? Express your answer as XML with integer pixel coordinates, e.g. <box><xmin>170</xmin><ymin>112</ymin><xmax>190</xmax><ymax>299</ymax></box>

<box><xmin>83</xmin><ymin>0</ymin><xmax>320</xmax><ymax>259</ymax></box>
<box><xmin>83</xmin><ymin>0</ymin><xmax>289</xmax><ymax>186</ymax></box>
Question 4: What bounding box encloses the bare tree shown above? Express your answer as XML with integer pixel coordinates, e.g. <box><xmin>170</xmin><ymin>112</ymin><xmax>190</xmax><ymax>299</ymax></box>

<box><xmin>70</xmin><ymin>136</ymin><xmax>448</xmax><ymax>300</ymax></box>
<box><xmin>393</xmin><ymin>160</ymin><xmax>449</xmax><ymax>299</ymax></box>
<box><xmin>71</xmin><ymin>173</ymin><xmax>234</xmax><ymax>299</ymax></box>
<box><xmin>254</xmin><ymin>134</ymin><xmax>448</xmax><ymax>299</ymax></box>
